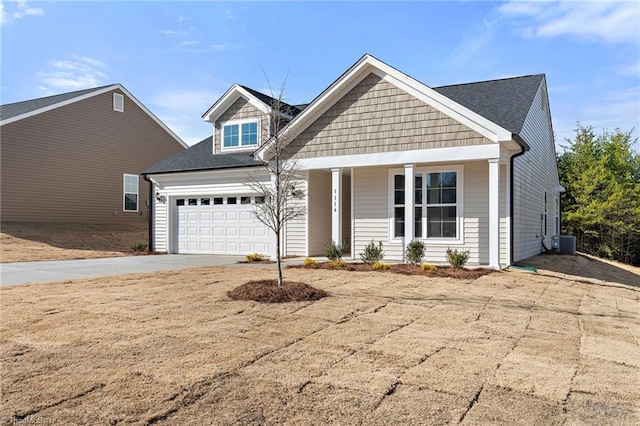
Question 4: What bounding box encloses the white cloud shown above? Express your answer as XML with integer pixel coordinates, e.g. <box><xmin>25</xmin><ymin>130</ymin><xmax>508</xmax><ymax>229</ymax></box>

<box><xmin>162</xmin><ymin>29</ymin><xmax>177</xmax><ymax>36</ymax></box>
<box><xmin>179</xmin><ymin>40</ymin><xmax>200</xmax><ymax>47</ymax></box>
<box><xmin>447</xmin><ymin>17</ymin><xmax>498</xmax><ymax>65</ymax></box>
<box><xmin>13</xmin><ymin>0</ymin><xmax>43</xmax><ymax>19</ymax></box>
<box><xmin>615</xmin><ymin>59</ymin><xmax>640</xmax><ymax>76</ymax></box>
<box><xmin>499</xmin><ymin>1</ymin><xmax>640</xmax><ymax>44</ymax></box>
<box><xmin>0</xmin><ymin>3</ymin><xmax>6</xmax><ymax>25</ymax></box>
<box><xmin>225</xmin><ymin>8</ymin><xmax>233</xmax><ymax>20</ymax></box>
<box><xmin>580</xmin><ymin>86</ymin><xmax>640</xmax><ymax>135</ymax></box>
<box><xmin>209</xmin><ymin>42</ymin><xmax>246</xmax><ymax>51</ymax></box>
<box><xmin>38</xmin><ymin>55</ymin><xmax>108</xmax><ymax>91</ymax></box>
<box><xmin>177</xmin><ymin>15</ymin><xmax>187</xmax><ymax>22</ymax></box>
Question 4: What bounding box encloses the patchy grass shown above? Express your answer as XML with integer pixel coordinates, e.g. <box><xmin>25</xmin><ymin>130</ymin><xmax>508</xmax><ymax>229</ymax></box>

<box><xmin>228</xmin><ymin>280</ymin><xmax>328</xmax><ymax>303</ymax></box>
<box><xmin>1</xmin><ymin>256</ymin><xmax>639</xmax><ymax>424</ymax></box>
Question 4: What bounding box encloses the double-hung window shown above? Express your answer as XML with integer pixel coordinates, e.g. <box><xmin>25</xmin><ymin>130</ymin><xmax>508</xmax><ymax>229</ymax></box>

<box><xmin>222</xmin><ymin>120</ymin><xmax>259</xmax><ymax>149</ymax></box>
<box><xmin>123</xmin><ymin>174</ymin><xmax>138</xmax><ymax>212</ymax></box>
<box><xmin>391</xmin><ymin>167</ymin><xmax>462</xmax><ymax>242</ymax></box>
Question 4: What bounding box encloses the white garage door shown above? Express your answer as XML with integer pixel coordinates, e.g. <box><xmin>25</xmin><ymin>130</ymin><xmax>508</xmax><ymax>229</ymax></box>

<box><xmin>175</xmin><ymin>195</ymin><xmax>270</xmax><ymax>255</ymax></box>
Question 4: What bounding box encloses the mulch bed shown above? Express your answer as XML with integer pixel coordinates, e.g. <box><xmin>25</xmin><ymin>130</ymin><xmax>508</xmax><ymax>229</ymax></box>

<box><xmin>132</xmin><ymin>251</ymin><xmax>167</xmax><ymax>256</ymax></box>
<box><xmin>227</xmin><ymin>280</ymin><xmax>329</xmax><ymax>303</ymax></box>
<box><xmin>237</xmin><ymin>260</ymin><xmax>276</xmax><ymax>264</ymax></box>
<box><xmin>289</xmin><ymin>262</ymin><xmax>495</xmax><ymax>279</ymax></box>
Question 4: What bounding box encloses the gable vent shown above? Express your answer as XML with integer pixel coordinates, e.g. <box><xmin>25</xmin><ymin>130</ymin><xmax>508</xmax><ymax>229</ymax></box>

<box><xmin>113</xmin><ymin>93</ymin><xmax>124</xmax><ymax>112</ymax></box>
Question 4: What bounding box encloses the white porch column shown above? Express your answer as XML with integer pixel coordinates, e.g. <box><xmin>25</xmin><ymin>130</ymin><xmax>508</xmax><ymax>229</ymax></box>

<box><xmin>331</xmin><ymin>168</ymin><xmax>342</xmax><ymax>245</ymax></box>
<box><xmin>404</xmin><ymin>164</ymin><xmax>415</xmax><ymax>254</ymax></box>
<box><xmin>489</xmin><ymin>158</ymin><xmax>501</xmax><ymax>269</ymax></box>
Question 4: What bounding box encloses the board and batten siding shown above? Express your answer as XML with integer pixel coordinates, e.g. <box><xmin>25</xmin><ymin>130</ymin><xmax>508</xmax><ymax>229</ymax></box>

<box><xmin>288</xmin><ymin>73</ymin><xmax>492</xmax><ymax>159</ymax></box>
<box><xmin>307</xmin><ymin>170</ymin><xmax>332</xmax><ymax>256</ymax></box>
<box><xmin>512</xmin><ymin>81</ymin><xmax>560</xmax><ymax>262</ymax></box>
<box><xmin>214</xmin><ymin>98</ymin><xmax>265</xmax><ymax>154</ymax></box>
<box><xmin>0</xmin><ymin>89</ymin><xmax>185</xmax><ymax>222</ymax></box>
<box><xmin>353</xmin><ymin>162</ymin><xmax>505</xmax><ymax>265</ymax></box>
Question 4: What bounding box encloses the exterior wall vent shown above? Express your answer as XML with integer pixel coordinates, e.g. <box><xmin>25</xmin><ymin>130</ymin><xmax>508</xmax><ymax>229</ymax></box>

<box><xmin>113</xmin><ymin>93</ymin><xmax>124</xmax><ymax>112</ymax></box>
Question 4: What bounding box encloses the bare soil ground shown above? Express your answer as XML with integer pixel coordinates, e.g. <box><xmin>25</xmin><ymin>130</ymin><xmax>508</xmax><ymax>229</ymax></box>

<box><xmin>1</xmin><ymin>222</ymin><xmax>149</xmax><ymax>263</ymax></box>
<box><xmin>1</xmin><ymin>255</ymin><xmax>639</xmax><ymax>425</ymax></box>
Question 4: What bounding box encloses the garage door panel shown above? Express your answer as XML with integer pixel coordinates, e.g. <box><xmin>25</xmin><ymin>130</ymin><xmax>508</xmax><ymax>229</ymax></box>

<box><xmin>175</xmin><ymin>195</ymin><xmax>271</xmax><ymax>255</ymax></box>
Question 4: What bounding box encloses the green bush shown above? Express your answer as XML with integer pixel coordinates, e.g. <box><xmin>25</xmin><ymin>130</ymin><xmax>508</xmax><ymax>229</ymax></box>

<box><xmin>325</xmin><ymin>241</ymin><xmax>344</xmax><ymax>261</ymax></box>
<box><xmin>446</xmin><ymin>248</ymin><xmax>470</xmax><ymax>268</ymax></box>
<box><xmin>132</xmin><ymin>241</ymin><xmax>148</xmax><ymax>252</ymax></box>
<box><xmin>372</xmin><ymin>262</ymin><xmax>390</xmax><ymax>271</ymax></box>
<box><xmin>405</xmin><ymin>240</ymin><xmax>426</xmax><ymax>264</ymax></box>
<box><xmin>360</xmin><ymin>240</ymin><xmax>384</xmax><ymax>265</ymax></box>
<box><xmin>246</xmin><ymin>253</ymin><xmax>264</xmax><ymax>262</ymax></box>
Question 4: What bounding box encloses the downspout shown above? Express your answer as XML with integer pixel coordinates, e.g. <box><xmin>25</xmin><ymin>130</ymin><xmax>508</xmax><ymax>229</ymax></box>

<box><xmin>509</xmin><ymin>134</ymin><xmax>530</xmax><ymax>265</ymax></box>
<box><xmin>142</xmin><ymin>174</ymin><xmax>154</xmax><ymax>252</ymax></box>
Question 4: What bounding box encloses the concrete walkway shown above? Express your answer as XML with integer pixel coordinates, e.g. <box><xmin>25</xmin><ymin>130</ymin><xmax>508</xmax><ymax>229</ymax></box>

<box><xmin>0</xmin><ymin>255</ymin><xmax>300</xmax><ymax>287</ymax></box>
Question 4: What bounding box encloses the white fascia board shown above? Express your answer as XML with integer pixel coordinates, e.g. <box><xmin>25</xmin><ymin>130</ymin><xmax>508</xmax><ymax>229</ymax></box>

<box><xmin>0</xmin><ymin>84</ymin><xmax>188</xmax><ymax>149</ymax></box>
<box><xmin>202</xmin><ymin>85</ymin><xmax>271</xmax><ymax>123</ymax></box>
<box><xmin>297</xmin><ymin>144</ymin><xmax>502</xmax><ymax>170</ymax></box>
<box><xmin>149</xmin><ymin>167</ymin><xmax>269</xmax><ymax>186</ymax></box>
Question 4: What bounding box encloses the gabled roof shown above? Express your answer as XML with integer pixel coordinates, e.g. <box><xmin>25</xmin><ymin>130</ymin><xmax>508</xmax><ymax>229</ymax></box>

<box><xmin>201</xmin><ymin>84</ymin><xmax>304</xmax><ymax>123</ymax></box>
<box><xmin>256</xmin><ymin>54</ymin><xmax>530</xmax><ymax>160</ymax></box>
<box><xmin>143</xmin><ymin>136</ymin><xmax>263</xmax><ymax>175</ymax></box>
<box><xmin>433</xmin><ymin>74</ymin><xmax>545</xmax><ymax>135</ymax></box>
<box><xmin>0</xmin><ymin>84</ymin><xmax>187</xmax><ymax>148</ymax></box>
<box><xmin>0</xmin><ymin>85</ymin><xmax>113</xmax><ymax>121</ymax></box>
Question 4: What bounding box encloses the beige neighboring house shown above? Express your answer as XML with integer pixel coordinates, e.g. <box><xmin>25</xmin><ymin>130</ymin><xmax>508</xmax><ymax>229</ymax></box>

<box><xmin>0</xmin><ymin>84</ymin><xmax>187</xmax><ymax>222</ymax></box>
<box><xmin>144</xmin><ymin>54</ymin><xmax>561</xmax><ymax>268</ymax></box>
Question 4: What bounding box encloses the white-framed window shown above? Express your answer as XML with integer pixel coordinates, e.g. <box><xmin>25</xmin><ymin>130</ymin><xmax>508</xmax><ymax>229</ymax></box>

<box><xmin>113</xmin><ymin>93</ymin><xmax>124</xmax><ymax>112</ymax></box>
<box><xmin>123</xmin><ymin>174</ymin><xmax>138</xmax><ymax>211</ymax></box>
<box><xmin>389</xmin><ymin>166</ymin><xmax>463</xmax><ymax>243</ymax></box>
<box><xmin>221</xmin><ymin>119</ymin><xmax>259</xmax><ymax>150</ymax></box>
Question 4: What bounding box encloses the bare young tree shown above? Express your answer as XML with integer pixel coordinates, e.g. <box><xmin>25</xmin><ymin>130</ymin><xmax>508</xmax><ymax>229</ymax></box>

<box><xmin>246</xmin><ymin>76</ymin><xmax>306</xmax><ymax>286</ymax></box>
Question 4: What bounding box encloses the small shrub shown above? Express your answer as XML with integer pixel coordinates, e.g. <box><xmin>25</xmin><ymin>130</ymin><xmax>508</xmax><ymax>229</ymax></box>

<box><xmin>406</xmin><ymin>240</ymin><xmax>426</xmax><ymax>264</ymax></box>
<box><xmin>360</xmin><ymin>240</ymin><xmax>384</xmax><ymax>265</ymax></box>
<box><xmin>132</xmin><ymin>241</ymin><xmax>148</xmax><ymax>252</ymax></box>
<box><xmin>372</xmin><ymin>262</ymin><xmax>390</xmax><ymax>271</ymax></box>
<box><xmin>420</xmin><ymin>263</ymin><xmax>437</xmax><ymax>272</ymax></box>
<box><xmin>330</xmin><ymin>259</ymin><xmax>345</xmax><ymax>268</ymax></box>
<box><xmin>303</xmin><ymin>257</ymin><xmax>318</xmax><ymax>268</ymax></box>
<box><xmin>246</xmin><ymin>253</ymin><xmax>264</xmax><ymax>262</ymax></box>
<box><xmin>325</xmin><ymin>241</ymin><xmax>344</xmax><ymax>261</ymax></box>
<box><xmin>446</xmin><ymin>248</ymin><xmax>470</xmax><ymax>268</ymax></box>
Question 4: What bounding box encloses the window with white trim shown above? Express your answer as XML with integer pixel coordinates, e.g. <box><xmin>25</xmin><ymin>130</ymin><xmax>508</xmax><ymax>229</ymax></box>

<box><xmin>391</xmin><ymin>168</ymin><xmax>461</xmax><ymax>241</ymax></box>
<box><xmin>123</xmin><ymin>174</ymin><xmax>138</xmax><ymax>211</ymax></box>
<box><xmin>113</xmin><ymin>93</ymin><xmax>124</xmax><ymax>112</ymax></box>
<box><xmin>222</xmin><ymin>120</ymin><xmax>259</xmax><ymax>149</ymax></box>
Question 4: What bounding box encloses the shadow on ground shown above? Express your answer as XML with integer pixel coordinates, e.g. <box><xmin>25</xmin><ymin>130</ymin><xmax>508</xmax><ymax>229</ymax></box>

<box><xmin>521</xmin><ymin>253</ymin><xmax>639</xmax><ymax>288</ymax></box>
<box><xmin>1</xmin><ymin>222</ymin><xmax>148</xmax><ymax>251</ymax></box>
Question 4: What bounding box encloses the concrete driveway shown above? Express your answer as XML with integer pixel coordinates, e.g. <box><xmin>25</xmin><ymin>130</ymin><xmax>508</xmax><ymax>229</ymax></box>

<box><xmin>0</xmin><ymin>254</ymin><xmax>283</xmax><ymax>287</ymax></box>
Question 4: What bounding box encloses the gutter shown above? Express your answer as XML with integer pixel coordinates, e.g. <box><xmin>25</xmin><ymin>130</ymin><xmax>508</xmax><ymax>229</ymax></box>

<box><xmin>142</xmin><ymin>174</ymin><xmax>154</xmax><ymax>252</ymax></box>
<box><xmin>509</xmin><ymin>133</ymin><xmax>530</xmax><ymax>265</ymax></box>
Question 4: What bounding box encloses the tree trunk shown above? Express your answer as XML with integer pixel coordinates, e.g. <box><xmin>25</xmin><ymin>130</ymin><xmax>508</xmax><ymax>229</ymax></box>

<box><xmin>276</xmin><ymin>229</ymin><xmax>283</xmax><ymax>287</ymax></box>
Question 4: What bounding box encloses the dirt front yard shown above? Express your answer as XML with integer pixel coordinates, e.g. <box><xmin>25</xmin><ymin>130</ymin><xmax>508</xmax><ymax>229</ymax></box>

<box><xmin>1</xmin><ymin>256</ymin><xmax>639</xmax><ymax>425</ymax></box>
<box><xmin>1</xmin><ymin>222</ymin><xmax>149</xmax><ymax>263</ymax></box>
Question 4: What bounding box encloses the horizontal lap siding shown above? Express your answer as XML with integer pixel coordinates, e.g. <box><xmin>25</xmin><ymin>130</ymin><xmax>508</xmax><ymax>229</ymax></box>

<box><xmin>0</xmin><ymin>89</ymin><xmax>185</xmax><ymax>222</ymax></box>
<box><xmin>307</xmin><ymin>170</ymin><xmax>332</xmax><ymax>256</ymax></box>
<box><xmin>353</xmin><ymin>166</ymin><xmax>403</xmax><ymax>260</ymax></box>
<box><xmin>285</xmin><ymin>179</ymin><xmax>307</xmax><ymax>256</ymax></box>
<box><xmin>500</xmin><ymin>164</ymin><xmax>508</xmax><ymax>266</ymax></box>
<box><xmin>214</xmin><ymin>99</ymin><xmax>264</xmax><ymax>154</ymax></box>
<box><xmin>456</xmin><ymin>162</ymin><xmax>488</xmax><ymax>266</ymax></box>
<box><xmin>289</xmin><ymin>73</ymin><xmax>491</xmax><ymax>159</ymax></box>
<box><xmin>153</xmin><ymin>198</ymin><xmax>168</xmax><ymax>252</ymax></box>
<box><xmin>513</xmin><ymin>82</ymin><xmax>560</xmax><ymax>262</ymax></box>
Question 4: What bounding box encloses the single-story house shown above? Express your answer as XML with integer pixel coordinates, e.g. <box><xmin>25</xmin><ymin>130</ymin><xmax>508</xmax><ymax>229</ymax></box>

<box><xmin>143</xmin><ymin>54</ymin><xmax>560</xmax><ymax>268</ymax></box>
<box><xmin>0</xmin><ymin>84</ymin><xmax>187</xmax><ymax>223</ymax></box>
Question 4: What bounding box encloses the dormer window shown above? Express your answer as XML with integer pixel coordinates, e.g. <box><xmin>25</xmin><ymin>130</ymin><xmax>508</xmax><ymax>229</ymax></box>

<box><xmin>222</xmin><ymin>119</ymin><xmax>259</xmax><ymax>150</ymax></box>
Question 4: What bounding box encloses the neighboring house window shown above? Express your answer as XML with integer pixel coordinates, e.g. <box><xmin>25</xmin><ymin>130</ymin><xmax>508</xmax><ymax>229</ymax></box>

<box><xmin>113</xmin><ymin>93</ymin><xmax>124</xmax><ymax>112</ymax></box>
<box><xmin>391</xmin><ymin>168</ymin><xmax>461</xmax><ymax>241</ymax></box>
<box><xmin>555</xmin><ymin>196</ymin><xmax>560</xmax><ymax>235</ymax></box>
<box><xmin>123</xmin><ymin>174</ymin><xmax>138</xmax><ymax>211</ymax></box>
<box><xmin>222</xmin><ymin>120</ymin><xmax>259</xmax><ymax>149</ymax></box>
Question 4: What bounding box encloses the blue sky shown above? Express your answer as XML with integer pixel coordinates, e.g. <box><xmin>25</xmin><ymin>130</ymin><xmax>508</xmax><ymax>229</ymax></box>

<box><xmin>1</xmin><ymin>1</ymin><xmax>638</xmax><ymax>147</ymax></box>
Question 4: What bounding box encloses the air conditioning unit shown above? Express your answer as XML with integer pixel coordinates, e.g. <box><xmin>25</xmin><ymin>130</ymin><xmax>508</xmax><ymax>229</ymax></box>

<box><xmin>552</xmin><ymin>235</ymin><xmax>576</xmax><ymax>255</ymax></box>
